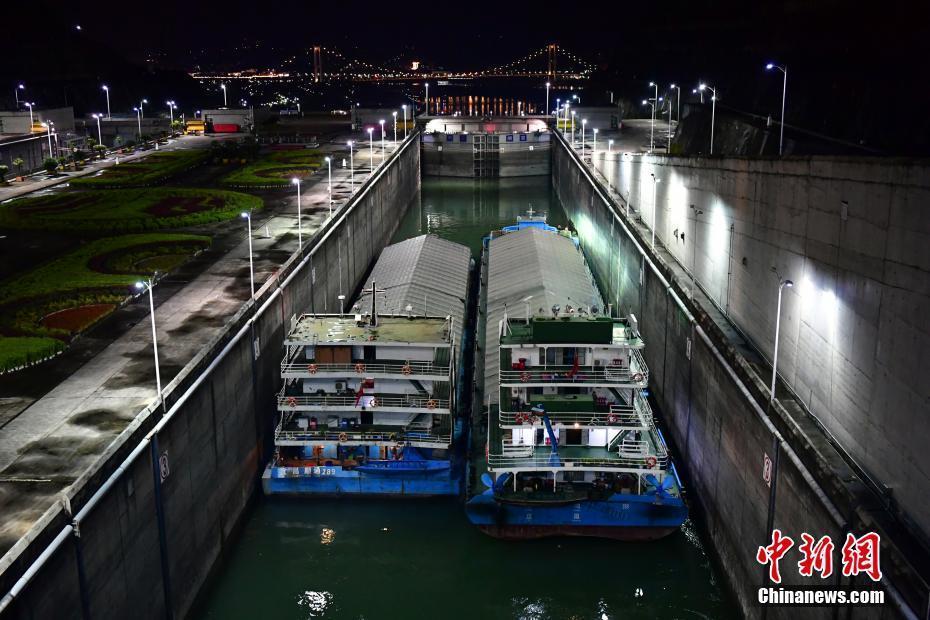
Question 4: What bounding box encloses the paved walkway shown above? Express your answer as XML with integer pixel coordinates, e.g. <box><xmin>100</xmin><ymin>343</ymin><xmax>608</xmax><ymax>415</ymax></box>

<box><xmin>0</xmin><ymin>134</ymin><xmax>400</xmax><ymax>555</ymax></box>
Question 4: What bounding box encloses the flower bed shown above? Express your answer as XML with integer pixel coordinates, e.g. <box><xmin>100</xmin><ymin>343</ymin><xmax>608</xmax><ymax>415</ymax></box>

<box><xmin>221</xmin><ymin>149</ymin><xmax>324</xmax><ymax>187</ymax></box>
<box><xmin>69</xmin><ymin>150</ymin><xmax>209</xmax><ymax>188</ymax></box>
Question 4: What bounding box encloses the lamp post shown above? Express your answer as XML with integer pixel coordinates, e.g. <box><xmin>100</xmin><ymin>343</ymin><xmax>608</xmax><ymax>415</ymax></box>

<box><xmin>608</xmin><ymin>138</ymin><xmax>614</xmax><ymax>154</ymax></box>
<box><xmin>698</xmin><ymin>83</ymin><xmax>717</xmax><ymax>154</ymax></box>
<box><xmin>545</xmin><ymin>82</ymin><xmax>550</xmax><ymax>116</ymax></box>
<box><xmin>648</xmin><ymin>81</ymin><xmax>658</xmax><ymax>151</ymax></box>
<box><xmin>571</xmin><ymin>111</ymin><xmax>576</xmax><ymax>145</ymax></box>
<box><xmin>134</xmin><ymin>278</ymin><xmax>162</xmax><ymax>405</ymax></box>
<box><xmin>14</xmin><ymin>84</ymin><xmax>24</xmax><ymax>108</ymax></box>
<box><xmin>670</xmin><ymin>83</ymin><xmax>681</xmax><ymax>124</ymax></box>
<box><xmin>642</xmin><ymin>99</ymin><xmax>656</xmax><ymax>151</ymax></box>
<box><xmin>139</xmin><ymin>98</ymin><xmax>147</xmax><ymax>119</ymax></box>
<box><xmin>220</xmin><ymin>83</ymin><xmax>227</xmax><ymax>107</ymax></box>
<box><xmin>240</xmin><ymin>212</ymin><xmax>255</xmax><ymax>298</ymax></box>
<box><xmin>347</xmin><ymin>140</ymin><xmax>354</xmax><ymax>190</ymax></box>
<box><xmin>425</xmin><ymin>82</ymin><xmax>429</xmax><ymax>115</ymax></box>
<box><xmin>102</xmin><ymin>85</ymin><xmax>111</xmax><ymax>119</ymax></box>
<box><xmin>769</xmin><ymin>269</ymin><xmax>794</xmax><ymax>403</ymax></box>
<box><xmin>401</xmin><ymin>105</ymin><xmax>408</xmax><ymax>139</ymax></box>
<box><xmin>563</xmin><ymin>102</ymin><xmax>569</xmax><ymax>134</ymax></box>
<box><xmin>367</xmin><ymin>127</ymin><xmax>374</xmax><ymax>168</ymax></box>
<box><xmin>650</xmin><ymin>173</ymin><xmax>661</xmax><ymax>249</ymax></box>
<box><xmin>41</xmin><ymin>123</ymin><xmax>53</xmax><ymax>158</ymax></box>
<box><xmin>555</xmin><ymin>97</ymin><xmax>561</xmax><ymax>126</ymax></box>
<box><xmin>766</xmin><ymin>63</ymin><xmax>788</xmax><ymax>156</ymax></box>
<box><xmin>581</xmin><ymin>118</ymin><xmax>588</xmax><ymax>153</ymax></box>
<box><xmin>690</xmin><ymin>206</ymin><xmax>704</xmax><ymax>298</ymax></box>
<box><xmin>25</xmin><ymin>102</ymin><xmax>34</xmax><ymax>128</ymax></box>
<box><xmin>166</xmin><ymin>100</ymin><xmax>175</xmax><ymax>126</ymax></box>
<box><xmin>592</xmin><ymin>128</ymin><xmax>598</xmax><ymax>156</ymax></box>
<box><xmin>92</xmin><ymin>113</ymin><xmax>102</xmax><ymax>144</ymax></box>
<box><xmin>133</xmin><ymin>106</ymin><xmax>142</xmax><ymax>138</ymax></box>
<box><xmin>291</xmin><ymin>177</ymin><xmax>302</xmax><ymax>249</ymax></box>
<box><xmin>324</xmin><ymin>156</ymin><xmax>332</xmax><ymax>217</ymax></box>
<box><xmin>379</xmin><ymin>119</ymin><xmax>385</xmax><ymax>163</ymax></box>
<box><xmin>392</xmin><ymin>111</ymin><xmax>397</xmax><ymax>145</ymax></box>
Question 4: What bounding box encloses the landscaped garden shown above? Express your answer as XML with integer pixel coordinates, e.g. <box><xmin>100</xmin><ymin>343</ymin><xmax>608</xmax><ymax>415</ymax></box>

<box><xmin>69</xmin><ymin>149</ymin><xmax>209</xmax><ymax>188</ymax></box>
<box><xmin>0</xmin><ymin>187</ymin><xmax>262</xmax><ymax>232</ymax></box>
<box><xmin>220</xmin><ymin>147</ymin><xmax>324</xmax><ymax>187</ymax></box>
<box><xmin>0</xmin><ymin>233</ymin><xmax>211</xmax><ymax>372</ymax></box>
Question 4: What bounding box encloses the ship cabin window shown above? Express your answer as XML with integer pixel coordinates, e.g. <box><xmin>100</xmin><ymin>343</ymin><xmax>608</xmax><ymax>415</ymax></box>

<box><xmin>363</xmin><ymin>346</ymin><xmax>376</xmax><ymax>361</ymax></box>
<box><xmin>315</xmin><ymin>346</ymin><xmax>351</xmax><ymax>364</ymax></box>
<box><xmin>535</xmin><ymin>428</ymin><xmax>545</xmax><ymax>445</ymax></box>
<box><xmin>563</xmin><ymin>428</ymin><xmax>583</xmax><ymax>445</ymax></box>
<box><xmin>545</xmin><ymin>347</ymin><xmax>587</xmax><ymax>365</ymax></box>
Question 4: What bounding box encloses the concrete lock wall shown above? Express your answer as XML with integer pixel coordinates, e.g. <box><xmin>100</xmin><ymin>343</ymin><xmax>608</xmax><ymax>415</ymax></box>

<box><xmin>591</xmin><ymin>151</ymin><xmax>930</xmax><ymax>538</ymax></box>
<box><xmin>551</xmin><ymin>134</ymin><xmax>918</xmax><ymax>619</ymax></box>
<box><xmin>0</xmin><ymin>132</ymin><xmax>421</xmax><ymax>620</ymax></box>
<box><xmin>421</xmin><ymin>131</ymin><xmax>550</xmax><ymax>177</ymax></box>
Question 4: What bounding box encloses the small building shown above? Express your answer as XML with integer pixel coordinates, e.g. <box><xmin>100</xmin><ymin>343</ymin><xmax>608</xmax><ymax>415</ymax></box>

<box><xmin>201</xmin><ymin>108</ymin><xmax>253</xmax><ymax>133</ymax></box>
<box><xmin>421</xmin><ymin>117</ymin><xmax>550</xmax><ymax>178</ymax></box>
<box><xmin>76</xmin><ymin>116</ymin><xmax>171</xmax><ymax>147</ymax></box>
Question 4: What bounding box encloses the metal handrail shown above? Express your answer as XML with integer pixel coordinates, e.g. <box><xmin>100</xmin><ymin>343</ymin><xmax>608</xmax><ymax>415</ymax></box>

<box><xmin>277</xmin><ymin>391</ymin><xmax>450</xmax><ymax>411</ymax></box>
<box><xmin>275</xmin><ymin>428</ymin><xmax>451</xmax><ymax>444</ymax></box>
<box><xmin>500</xmin><ymin>351</ymin><xmax>649</xmax><ymax>385</ymax></box>
<box><xmin>498</xmin><ymin>404</ymin><xmax>647</xmax><ymax>428</ymax></box>
<box><xmin>488</xmin><ymin>452</ymin><xmax>670</xmax><ymax>470</ymax></box>
<box><xmin>280</xmin><ymin>359</ymin><xmax>451</xmax><ymax>377</ymax></box>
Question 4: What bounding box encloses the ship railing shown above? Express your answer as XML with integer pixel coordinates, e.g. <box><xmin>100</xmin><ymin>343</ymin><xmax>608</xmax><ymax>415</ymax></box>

<box><xmin>499</xmin><ymin>352</ymin><xmax>649</xmax><ymax>386</ymax></box>
<box><xmin>276</xmin><ymin>389</ymin><xmax>450</xmax><ymax>412</ymax></box>
<box><xmin>280</xmin><ymin>359</ymin><xmax>450</xmax><ymax>379</ymax></box>
<box><xmin>488</xmin><ymin>452</ymin><xmax>671</xmax><ymax>471</ymax></box>
<box><xmin>275</xmin><ymin>427</ymin><xmax>452</xmax><ymax>446</ymax></box>
<box><xmin>500</xmin><ymin>442</ymin><xmax>534</xmax><ymax>458</ymax></box>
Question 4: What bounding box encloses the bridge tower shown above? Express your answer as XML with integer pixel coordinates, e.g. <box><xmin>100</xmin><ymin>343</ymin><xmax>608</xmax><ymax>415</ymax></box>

<box><xmin>547</xmin><ymin>44</ymin><xmax>557</xmax><ymax>80</ymax></box>
<box><xmin>312</xmin><ymin>46</ymin><xmax>323</xmax><ymax>83</ymax></box>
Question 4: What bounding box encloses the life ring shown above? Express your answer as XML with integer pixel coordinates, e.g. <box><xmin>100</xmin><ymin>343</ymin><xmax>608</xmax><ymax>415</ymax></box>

<box><xmin>529</xmin><ymin>415</ymin><xmax>539</xmax><ymax>425</ymax></box>
<box><xmin>286</xmin><ymin>396</ymin><xmax>297</xmax><ymax>408</ymax></box>
<box><xmin>389</xmin><ymin>433</ymin><xmax>396</xmax><ymax>441</ymax></box>
<box><xmin>402</xmin><ymin>364</ymin><xmax>412</xmax><ymax>376</ymax></box>
<box><xmin>308</xmin><ymin>364</ymin><xmax>318</xmax><ymax>374</ymax></box>
<box><xmin>520</xmin><ymin>371</ymin><xmax>531</xmax><ymax>382</ymax></box>
<box><xmin>426</xmin><ymin>399</ymin><xmax>437</xmax><ymax>410</ymax></box>
<box><xmin>607</xmin><ymin>413</ymin><xmax>618</xmax><ymax>423</ymax></box>
<box><xmin>369</xmin><ymin>397</ymin><xmax>379</xmax><ymax>408</ymax></box>
<box><xmin>514</xmin><ymin>412</ymin><xmax>525</xmax><ymax>424</ymax></box>
<box><xmin>355</xmin><ymin>363</ymin><xmax>366</xmax><ymax>374</ymax></box>
<box><xmin>632</xmin><ymin>372</ymin><xmax>644</xmax><ymax>382</ymax></box>
<box><xmin>338</xmin><ymin>432</ymin><xmax>348</xmax><ymax>442</ymax></box>
<box><xmin>645</xmin><ymin>455</ymin><xmax>658</xmax><ymax>468</ymax></box>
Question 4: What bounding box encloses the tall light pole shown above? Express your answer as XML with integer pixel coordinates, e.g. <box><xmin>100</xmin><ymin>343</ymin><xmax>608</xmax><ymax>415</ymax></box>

<box><xmin>139</xmin><ymin>98</ymin><xmax>147</xmax><ymax>120</ymax></box>
<box><xmin>545</xmin><ymin>82</ymin><xmax>550</xmax><ymax>117</ymax></box>
<box><xmin>367</xmin><ymin>127</ymin><xmax>374</xmax><ymax>168</ymax></box>
<box><xmin>379</xmin><ymin>119</ymin><xmax>385</xmax><ymax>163</ymax></box>
<box><xmin>581</xmin><ymin>118</ymin><xmax>587</xmax><ymax>153</ymax></box>
<box><xmin>14</xmin><ymin>84</ymin><xmax>24</xmax><ymax>108</ymax></box>
<box><xmin>392</xmin><ymin>110</ymin><xmax>398</xmax><ymax>145</ymax></box>
<box><xmin>41</xmin><ymin>123</ymin><xmax>53</xmax><ymax>159</ymax></box>
<box><xmin>25</xmin><ymin>102</ymin><xmax>34</xmax><ymax>128</ymax></box>
<box><xmin>401</xmin><ymin>105</ymin><xmax>408</xmax><ymax>139</ymax></box>
<box><xmin>592</xmin><ymin>128</ymin><xmax>598</xmax><ymax>156</ymax></box>
<box><xmin>166</xmin><ymin>100</ymin><xmax>175</xmax><ymax>127</ymax></box>
<box><xmin>425</xmin><ymin>82</ymin><xmax>429</xmax><ymax>115</ymax></box>
<box><xmin>650</xmin><ymin>173</ymin><xmax>661</xmax><ymax>249</ymax></box>
<box><xmin>240</xmin><ymin>212</ymin><xmax>255</xmax><ymax>298</ymax></box>
<box><xmin>102</xmin><ymin>85</ymin><xmax>111</xmax><ymax>119</ymax></box>
<box><xmin>134</xmin><ymin>278</ymin><xmax>162</xmax><ymax>405</ymax></box>
<box><xmin>563</xmin><ymin>102</ymin><xmax>569</xmax><ymax>133</ymax></box>
<box><xmin>608</xmin><ymin>139</ymin><xmax>614</xmax><ymax>154</ymax></box>
<box><xmin>766</xmin><ymin>63</ymin><xmax>788</xmax><ymax>156</ymax></box>
<box><xmin>689</xmin><ymin>206</ymin><xmax>704</xmax><ymax>298</ymax></box>
<box><xmin>92</xmin><ymin>113</ymin><xmax>103</xmax><ymax>144</ymax></box>
<box><xmin>555</xmin><ymin>97</ymin><xmax>561</xmax><ymax>125</ymax></box>
<box><xmin>133</xmin><ymin>107</ymin><xmax>142</xmax><ymax>138</ymax></box>
<box><xmin>670</xmin><ymin>84</ymin><xmax>681</xmax><ymax>124</ymax></box>
<box><xmin>291</xmin><ymin>178</ymin><xmax>302</xmax><ymax>249</ymax></box>
<box><xmin>769</xmin><ymin>269</ymin><xmax>794</xmax><ymax>403</ymax></box>
<box><xmin>220</xmin><ymin>83</ymin><xmax>227</xmax><ymax>107</ymax></box>
<box><xmin>698</xmin><ymin>83</ymin><xmax>717</xmax><ymax>154</ymax></box>
<box><xmin>347</xmin><ymin>140</ymin><xmax>354</xmax><ymax>190</ymax></box>
<box><xmin>571</xmin><ymin>110</ymin><xmax>576</xmax><ymax>145</ymax></box>
<box><xmin>648</xmin><ymin>82</ymin><xmax>660</xmax><ymax>153</ymax></box>
<box><xmin>324</xmin><ymin>156</ymin><xmax>333</xmax><ymax>217</ymax></box>
<box><xmin>667</xmin><ymin>94</ymin><xmax>673</xmax><ymax>153</ymax></box>
<box><xmin>642</xmin><ymin>99</ymin><xmax>656</xmax><ymax>151</ymax></box>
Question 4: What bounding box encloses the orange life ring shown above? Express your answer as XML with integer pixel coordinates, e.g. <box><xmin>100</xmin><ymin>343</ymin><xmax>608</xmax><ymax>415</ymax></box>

<box><xmin>632</xmin><ymin>372</ymin><xmax>644</xmax><ymax>382</ymax></box>
<box><xmin>369</xmin><ymin>397</ymin><xmax>379</xmax><ymax>408</ymax></box>
<box><xmin>355</xmin><ymin>363</ymin><xmax>366</xmax><ymax>373</ymax></box>
<box><xmin>286</xmin><ymin>396</ymin><xmax>297</xmax><ymax>408</ymax></box>
<box><xmin>426</xmin><ymin>399</ymin><xmax>437</xmax><ymax>410</ymax></box>
<box><xmin>338</xmin><ymin>432</ymin><xmax>348</xmax><ymax>442</ymax></box>
<box><xmin>645</xmin><ymin>455</ymin><xmax>658</xmax><ymax>468</ymax></box>
<box><xmin>308</xmin><ymin>364</ymin><xmax>318</xmax><ymax>374</ymax></box>
<box><xmin>520</xmin><ymin>371</ymin><xmax>531</xmax><ymax>382</ymax></box>
<box><xmin>514</xmin><ymin>412</ymin><xmax>525</xmax><ymax>424</ymax></box>
<box><xmin>607</xmin><ymin>413</ymin><xmax>618</xmax><ymax>423</ymax></box>
<box><xmin>402</xmin><ymin>364</ymin><xmax>412</xmax><ymax>376</ymax></box>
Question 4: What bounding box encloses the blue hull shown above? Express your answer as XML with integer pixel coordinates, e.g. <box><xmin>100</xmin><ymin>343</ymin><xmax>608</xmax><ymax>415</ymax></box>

<box><xmin>465</xmin><ymin>492</ymin><xmax>687</xmax><ymax>540</ymax></box>
<box><xmin>262</xmin><ymin>465</ymin><xmax>460</xmax><ymax>497</ymax></box>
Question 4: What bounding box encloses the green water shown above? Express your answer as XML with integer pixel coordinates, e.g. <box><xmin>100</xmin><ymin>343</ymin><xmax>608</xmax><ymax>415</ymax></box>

<box><xmin>194</xmin><ymin>177</ymin><xmax>736</xmax><ymax>620</ymax></box>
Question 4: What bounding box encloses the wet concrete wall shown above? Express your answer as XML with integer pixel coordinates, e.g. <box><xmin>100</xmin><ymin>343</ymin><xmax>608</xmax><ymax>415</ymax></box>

<box><xmin>421</xmin><ymin>132</ymin><xmax>550</xmax><ymax>177</ymax></box>
<box><xmin>0</xmin><ymin>133</ymin><xmax>421</xmax><ymax>620</ymax></box>
<box><xmin>551</xmin><ymin>134</ymin><xmax>920</xmax><ymax>619</ymax></box>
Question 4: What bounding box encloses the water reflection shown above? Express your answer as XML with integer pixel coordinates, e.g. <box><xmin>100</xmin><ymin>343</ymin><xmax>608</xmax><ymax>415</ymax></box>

<box><xmin>297</xmin><ymin>590</ymin><xmax>333</xmax><ymax>617</ymax></box>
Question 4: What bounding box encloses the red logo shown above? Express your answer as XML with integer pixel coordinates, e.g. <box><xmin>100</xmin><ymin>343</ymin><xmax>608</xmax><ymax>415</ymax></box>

<box><xmin>841</xmin><ymin>532</ymin><xmax>882</xmax><ymax>582</ymax></box>
<box><xmin>758</xmin><ymin>530</ymin><xmax>882</xmax><ymax>583</ymax></box>
<box><xmin>798</xmin><ymin>533</ymin><xmax>835</xmax><ymax>578</ymax></box>
<box><xmin>757</xmin><ymin>529</ymin><xmax>794</xmax><ymax>584</ymax></box>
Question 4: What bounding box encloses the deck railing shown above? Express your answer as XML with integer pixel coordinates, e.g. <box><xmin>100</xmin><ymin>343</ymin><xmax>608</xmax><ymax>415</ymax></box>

<box><xmin>498</xmin><ymin>395</ymin><xmax>653</xmax><ymax>429</ymax></box>
<box><xmin>275</xmin><ymin>427</ymin><xmax>451</xmax><ymax>445</ymax></box>
<box><xmin>499</xmin><ymin>349</ymin><xmax>649</xmax><ymax>386</ymax></box>
<box><xmin>488</xmin><ymin>451</ymin><xmax>670</xmax><ymax>471</ymax></box>
<box><xmin>276</xmin><ymin>390</ymin><xmax>450</xmax><ymax>411</ymax></box>
<box><xmin>280</xmin><ymin>359</ymin><xmax>450</xmax><ymax>378</ymax></box>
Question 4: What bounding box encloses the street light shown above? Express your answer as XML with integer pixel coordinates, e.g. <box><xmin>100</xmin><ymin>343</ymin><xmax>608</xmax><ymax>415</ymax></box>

<box><xmin>592</xmin><ymin>128</ymin><xmax>598</xmax><ymax>156</ymax></box>
<box><xmin>139</xmin><ymin>98</ymin><xmax>147</xmax><ymax>120</ymax></box>
<box><xmin>571</xmin><ymin>110</ymin><xmax>576</xmax><ymax>145</ymax></box>
<box><xmin>240</xmin><ymin>212</ymin><xmax>255</xmax><ymax>298</ymax></box>
<box><xmin>324</xmin><ymin>156</ymin><xmax>333</xmax><ymax>217</ymax></box>
<box><xmin>670</xmin><ymin>84</ymin><xmax>681</xmax><ymax>124</ymax></box>
<box><xmin>367</xmin><ymin>127</ymin><xmax>374</xmax><ymax>168</ymax></box>
<box><xmin>581</xmin><ymin>118</ymin><xmax>588</xmax><ymax>153</ymax></box>
<box><xmin>25</xmin><ymin>102</ymin><xmax>34</xmax><ymax>128</ymax></box>
<box><xmin>291</xmin><ymin>178</ymin><xmax>302</xmax><ymax>249</ymax></box>
<box><xmin>401</xmin><ymin>104</ymin><xmax>408</xmax><ymax>139</ymax></box>
<box><xmin>166</xmin><ymin>100</ymin><xmax>176</xmax><ymax>127</ymax></box>
<box><xmin>766</xmin><ymin>63</ymin><xmax>788</xmax><ymax>156</ymax></box>
<box><xmin>41</xmin><ymin>122</ymin><xmax>53</xmax><ymax>159</ymax></box>
<box><xmin>133</xmin><ymin>106</ymin><xmax>142</xmax><ymax>138</ymax></box>
<box><xmin>555</xmin><ymin>97</ymin><xmax>561</xmax><ymax>125</ymax></box>
<box><xmin>347</xmin><ymin>140</ymin><xmax>354</xmax><ymax>190</ymax></box>
<box><xmin>220</xmin><ymin>83</ymin><xmax>227</xmax><ymax>107</ymax></box>
<box><xmin>92</xmin><ymin>113</ymin><xmax>103</xmax><ymax>144</ymax></box>
<box><xmin>392</xmin><ymin>111</ymin><xmax>398</xmax><ymax>145</ymax></box>
<box><xmin>769</xmin><ymin>269</ymin><xmax>794</xmax><ymax>403</ymax></box>
<box><xmin>608</xmin><ymin>138</ymin><xmax>614</xmax><ymax>154</ymax></box>
<box><xmin>102</xmin><ymin>85</ymin><xmax>111</xmax><ymax>119</ymax></box>
<box><xmin>134</xmin><ymin>278</ymin><xmax>163</xmax><ymax>405</ymax></box>
<box><xmin>379</xmin><ymin>119</ymin><xmax>385</xmax><ymax>163</ymax></box>
<box><xmin>545</xmin><ymin>82</ymin><xmax>550</xmax><ymax>116</ymax></box>
<box><xmin>642</xmin><ymin>99</ymin><xmax>657</xmax><ymax>151</ymax></box>
<box><xmin>14</xmin><ymin>84</ymin><xmax>24</xmax><ymax>108</ymax></box>
<box><xmin>564</xmin><ymin>102</ymin><xmax>570</xmax><ymax>134</ymax></box>
<box><xmin>425</xmin><ymin>82</ymin><xmax>429</xmax><ymax>115</ymax></box>
<box><xmin>650</xmin><ymin>173</ymin><xmax>661</xmax><ymax>249</ymax></box>
<box><xmin>698</xmin><ymin>83</ymin><xmax>717</xmax><ymax>154</ymax></box>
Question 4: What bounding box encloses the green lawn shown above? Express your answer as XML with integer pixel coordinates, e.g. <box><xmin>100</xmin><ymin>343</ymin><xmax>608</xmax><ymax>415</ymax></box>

<box><xmin>221</xmin><ymin>148</ymin><xmax>324</xmax><ymax>187</ymax></box>
<box><xmin>0</xmin><ymin>233</ymin><xmax>211</xmax><ymax>373</ymax></box>
<box><xmin>0</xmin><ymin>188</ymin><xmax>261</xmax><ymax>232</ymax></box>
<box><xmin>69</xmin><ymin>149</ymin><xmax>209</xmax><ymax>188</ymax></box>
